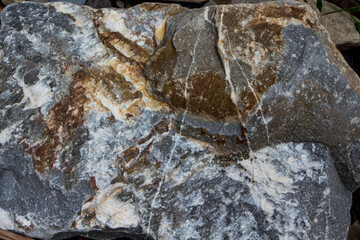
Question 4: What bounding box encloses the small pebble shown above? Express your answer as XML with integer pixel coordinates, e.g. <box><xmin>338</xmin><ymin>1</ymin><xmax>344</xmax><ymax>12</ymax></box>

<box><xmin>86</xmin><ymin>0</ymin><xmax>112</xmax><ymax>8</ymax></box>
<box><xmin>116</xmin><ymin>0</ymin><xmax>124</xmax><ymax>8</ymax></box>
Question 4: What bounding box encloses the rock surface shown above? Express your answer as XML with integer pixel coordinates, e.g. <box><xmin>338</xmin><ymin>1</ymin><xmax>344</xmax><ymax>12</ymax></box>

<box><xmin>0</xmin><ymin>1</ymin><xmax>359</xmax><ymax>239</ymax></box>
<box><xmin>300</xmin><ymin>0</ymin><xmax>360</xmax><ymax>50</ymax></box>
<box><xmin>231</xmin><ymin>0</ymin><xmax>360</xmax><ymax>50</ymax></box>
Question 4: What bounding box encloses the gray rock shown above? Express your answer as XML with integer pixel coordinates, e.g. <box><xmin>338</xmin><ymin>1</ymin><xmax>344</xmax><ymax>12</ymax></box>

<box><xmin>230</xmin><ymin>0</ymin><xmax>360</xmax><ymax>50</ymax></box>
<box><xmin>0</xmin><ymin>1</ymin><xmax>358</xmax><ymax>239</ymax></box>
<box><xmin>1</xmin><ymin>0</ymin><xmax>23</xmax><ymax>6</ymax></box>
<box><xmin>115</xmin><ymin>0</ymin><xmax>124</xmax><ymax>8</ymax></box>
<box><xmin>48</xmin><ymin>0</ymin><xmax>86</xmax><ymax>5</ymax></box>
<box><xmin>305</xmin><ymin>0</ymin><xmax>360</xmax><ymax>50</ymax></box>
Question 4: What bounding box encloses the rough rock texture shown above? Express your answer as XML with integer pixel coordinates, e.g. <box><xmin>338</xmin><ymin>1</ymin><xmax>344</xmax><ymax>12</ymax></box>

<box><xmin>0</xmin><ymin>1</ymin><xmax>359</xmax><ymax>239</ymax></box>
<box><xmin>311</xmin><ymin>0</ymin><xmax>360</xmax><ymax>50</ymax></box>
<box><xmin>231</xmin><ymin>0</ymin><xmax>360</xmax><ymax>50</ymax></box>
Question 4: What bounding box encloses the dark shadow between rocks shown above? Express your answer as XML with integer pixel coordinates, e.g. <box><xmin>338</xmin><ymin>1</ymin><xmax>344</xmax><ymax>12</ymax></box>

<box><xmin>349</xmin><ymin>187</ymin><xmax>360</xmax><ymax>239</ymax></box>
<box><xmin>49</xmin><ymin>230</ymin><xmax>153</xmax><ymax>240</ymax></box>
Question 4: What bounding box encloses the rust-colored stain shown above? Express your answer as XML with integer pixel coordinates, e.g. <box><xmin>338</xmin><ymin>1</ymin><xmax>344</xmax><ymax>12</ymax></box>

<box><xmin>88</xmin><ymin>67</ymin><xmax>142</xmax><ymax>103</ymax></box>
<box><xmin>139</xmin><ymin>3</ymin><xmax>186</xmax><ymax>16</ymax></box>
<box><xmin>178</xmin><ymin>122</ymin><xmax>249</xmax><ymax>154</ymax></box>
<box><xmin>89</xmin><ymin>176</ymin><xmax>99</xmax><ymax>190</ymax></box>
<box><xmin>100</xmin><ymin>32</ymin><xmax>151</xmax><ymax>63</ymax></box>
<box><xmin>25</xmin><ymin>71</ymin><xmax>90</xmax><ymax>173</ymax></box>
<box><xmin>138</xmin><ymin>117</ymin><xmax>170</xmax><ymax>144</ymax></box>
<box><xmin>258</xmin><ymin>5</ymin><xmax>306</xmax><ymax>20</ymax></box>
<box><xmin>118</xmin><ymin>144</ymin><xmax>153</xmax><ymax>177</ymax></box>
<box><xmin>187</xmin><ymin>72</ymin><xmax>238</xmax><ymax>121</ymax></box>
<box><xmin>146</xmin><ymin>37</ymin><xmax>238</xmax><ymax>121</ymax></box>
<box><xmin>218</xmin><ymin>8</ymin><xmax>286</xmax><ymax>120</ymax></box>
<box><xmin>14</xmin><ymin>218</ymin><xmax>34</xmax><ymax>232</ymax></box>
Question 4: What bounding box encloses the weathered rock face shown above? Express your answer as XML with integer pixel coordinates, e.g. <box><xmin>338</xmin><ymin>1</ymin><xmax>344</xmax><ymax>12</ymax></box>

<box><xmin>0</xmin><ymin>1</ymin><xmax>359</xmax><ymax>239</ymax></box>
<box><xmin>231</xmin><ymin>0</ymin><xmax>360</xmax><ymax>50</ymax></box>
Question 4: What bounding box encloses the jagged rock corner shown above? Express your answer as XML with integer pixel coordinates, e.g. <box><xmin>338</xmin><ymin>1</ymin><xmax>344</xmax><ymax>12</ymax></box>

<box><xmin>0</xmin><ymin>1</ymin><xmax>360</xmax><ymax>239</ymax></box>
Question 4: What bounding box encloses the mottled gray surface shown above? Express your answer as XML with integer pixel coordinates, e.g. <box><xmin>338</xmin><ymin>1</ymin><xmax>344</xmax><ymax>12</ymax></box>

<box><xmin>0</xmin><ymin>1</ymin><xmax>357</xmax><ymax>240</ymax></box>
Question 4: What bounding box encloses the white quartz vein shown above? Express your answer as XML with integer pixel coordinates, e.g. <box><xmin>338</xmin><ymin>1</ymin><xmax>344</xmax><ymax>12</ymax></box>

<box><xmin>217</xmin><ymin>7</ymin><xmax>254</xmax><ymax>154</ymax></box>
<box><xmin>146</xmin><ymin>21</ymin><xmax>204</xmax><ymax>236</ymax></box>
<box><xmin>217</xmin><ymin>6</ymin><xmax>270</xmax><ymax>144</ymax></box>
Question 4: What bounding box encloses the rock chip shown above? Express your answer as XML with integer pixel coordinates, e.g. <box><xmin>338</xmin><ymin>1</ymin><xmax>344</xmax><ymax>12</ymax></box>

<box><xmin>116</xmin><ymin>0</ymin><xmax>124</xmax><ymax>8</ymax></box>
<box><xmin>0</xmin><ymin>1</ymin><xmax>359</xmax><ymax>239</ymax></box>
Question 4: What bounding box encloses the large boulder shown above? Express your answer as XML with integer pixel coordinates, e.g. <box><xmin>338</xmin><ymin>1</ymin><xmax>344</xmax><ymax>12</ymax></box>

<box><xmin>0</xmin><ymin>1</ymin><xmax>359</xmax><ymax>239</ymax></box>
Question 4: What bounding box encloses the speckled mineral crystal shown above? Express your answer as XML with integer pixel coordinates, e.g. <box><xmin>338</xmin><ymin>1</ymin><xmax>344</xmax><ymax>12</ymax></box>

<box><xmin>0</xmin><ymin>1</ymin><xmax>359</xmax><ymax>239</ymax></box>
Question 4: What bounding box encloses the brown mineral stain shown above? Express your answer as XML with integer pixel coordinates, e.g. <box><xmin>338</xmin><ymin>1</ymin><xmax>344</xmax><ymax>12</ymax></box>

<box><xmin>24</xmin><ymin>65</ymin><xmax>143</xmax><ymax>174</ymax></box>
<box><xmin>145</xmin><ymin>38</ymin><xmax>185</xmax><ymax>109</ymax></box>
<box><xmin>89</xmin><ymin>176</ymin><xmax>99</xmax><ymax>190</ymax></box>
<box><xmin>122</xmin><ymin>146</ymin><xmax>140</xmax><ymax>163</ymax></box>
<box><xmin>178</xmin><ymin>122</ymin><xmax>249</xmax><ymax>154</ymax></box>
<box><xmin>14</xmin><ymin>218</ymin><xmax>34</xmax><ymax>232</ymax></box>
<box><xmin>146</xmin><ymin>39</ymin><xmax>239</xmax><ymax>121</ymax></box>
<box><xmin>187</xmin><ymin>72</ymin><xmax>238</xmax><ymax>121</ymax></box>
<box><xmin>138</xmin><ymin>117</ymin><xmax>170</xmax><ymax>144</ymax></box>
<box><xmin>120</xmin><ymin>145</ymin><xmax>152</xmax><ymax>175</ymax></box>
<box><xmin>92</xmin><ymin>10</ymin><xmax>104</xmax><ymax>28</ymax></box>
<box><xmin>88</xmin><ymin>67</ymin><xmax>142</xmax><ymax>103</ymax></box>
<box><xmin>154</xmin><ymin>117</ymin><xmax>170</xmax><ymax>134</ymax></box>
<box><xmin>213</xmin><ymin>151</ymin><xmax>248</xmax><ymax>168</ymax></box>
<box><xmin>26</xmin><ymin>71</ymin><xmax>90</xmax><ymax>173</ymax></box>
<box><xmin>258</xmin><ymin>5</ymin><xmax>306</xmax><ymax>20</ymax></box>
<box><xmin>139</xmin><ymin>3</ymin><xmax>186</xmax><ymax>16</ymax></box>
<box><xmin>99</xmin><ymin>32</ymin><xmax>151</xmax><ymax>63</ymax></box>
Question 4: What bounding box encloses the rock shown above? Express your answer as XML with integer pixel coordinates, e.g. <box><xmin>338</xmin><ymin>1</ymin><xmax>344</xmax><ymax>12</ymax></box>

<box><xmin>230</xmin><ymin>0</ymin><xmax>360</xmax><ymax>50</ymax></box>
<box><xmin>348</xmin><ymin>220</ymin><xmax>360</xmax><ymax>240</ymax></box>
<box><xmin>115</xmin><ymin>0</ymin><xmax>124</xmax><ymax>8</ymax></box>
<box><xmin>0</xmin><ymin>1</ymin><xmax>359</xmax><ymax>239</ymax></box>
<box><xmin>1</xmin><ymin>0</ymin><xmax>22</xmax><ymax>6</ymax></box>
<box><xmin>307</xmin><ymin>0</ymin><xmax>360</xmax><ymax>50</ymax></box>
<box><xmin>48</xmin><ymin>0</ymin><xmax>86</xmax><ymax>5</ymax></box>
<box><xmin>86</xmin><ymin>0</ymin><xmax>112</xmax><ymax>8</ymax></box>
<box><xmin>203</xmin><ymin>0</ymin><xmax>217</xmax><ymax>6</ymax></box>
<box><xmin>167</xmin><ymin>0</ymin><xmax>207</xmax><ymax>3</ymax></box>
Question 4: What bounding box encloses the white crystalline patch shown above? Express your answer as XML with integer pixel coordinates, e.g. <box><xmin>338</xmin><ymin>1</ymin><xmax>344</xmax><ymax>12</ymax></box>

<box><xmin>0</xmin><ymin>121</ymin><xmax>22</xmax><ymax>145</ymax></box>
<box><xmin>225</xmin><ymin>143</ymin><xmax>326</xmax><ymax>239</ymax></box>
<box><xmin>14</xmin><ymin>214</ymin><xmax>32</xmax><ymax>228</ymax></box>
<box><xmin>52</xmin><ymin>2</ymin><xmax>107</xmax><ymax>62</ymax></box>
<box><xmin>0</xmin><ymin>126</ymin><xmax>13</xmax><ymax>145</ymax></box>
<box><xmin>80</xmin><ymin>123</ymin><xmax>120</xmax><ymax>189</ymax></box>
<box><xmin>96</xmin><ymin>196</ymin><xmax>138</xmax><ymax>228</ymax></box>
<box><xmin>23</xmin><ymin>81</ymin><xmax>53</xmax><ymax>110</ymax></box>
<box><xmin>102</xmin><ymin>11</ymin><xmax>145</xmax><ymax>45</ymax></box>
<box><xmin>158</xmin><ymin>214</ymin><xmax>173</xmax><ymax>240</ymax></box>
<box><xmin>184</xmin><ymin>189</ymin><xmax>204</xmax><ymax>207</ymax></box>
<box><xmin>0</xmin><ymin>208</ymin><xmax>15</xmax><ymax>230</ymax></box>
<box><xmin>351</xmin><ymin>117</ymin><xmax>360</xmax><ymax>125</ymax></box>
<box><xmin>77</xmin><ymin>184</ymin><xmax>139</xmax><ymax>229</ymax></box>
<box><xmin>95</xmin><ymin>93</ymin><xmax>123</xmax><ymax>121</ymax></box>
<box><xmin>100</xmin><ymin>8</ymin><xmax>167</xmax><ymax>52</ymax></box>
